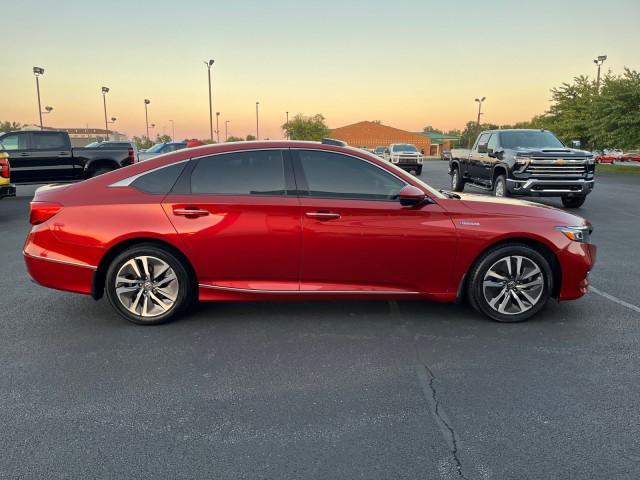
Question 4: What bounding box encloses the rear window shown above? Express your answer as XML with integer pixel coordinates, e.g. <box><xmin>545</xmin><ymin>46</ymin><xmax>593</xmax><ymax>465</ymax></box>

<box><xmin>33</xmin><ymin>133</ymin><xmax>67</xmax><ymax>150</ymax></box>
<box><xmin>131</xmin><ymin>162</ymin><xmax>186</xmax><ymax>194</ymax></box>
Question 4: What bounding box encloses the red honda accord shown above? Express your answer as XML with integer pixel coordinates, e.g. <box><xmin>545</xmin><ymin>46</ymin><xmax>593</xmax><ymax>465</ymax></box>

<box><xmin>23</xmin><ymin>141</ymin><xmax>596</xmax><ymax>325</ymax></box>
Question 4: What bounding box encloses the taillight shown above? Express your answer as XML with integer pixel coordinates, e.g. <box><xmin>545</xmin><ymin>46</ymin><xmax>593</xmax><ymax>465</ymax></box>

<box><xmin>30</xmin><ymin>201</ymin><xmax>62</xmax><ymax>225</ymax></box>
<box><xmin>0</xmin><ymin>152</ymin><xmax>9</xmax><ymax>178</ymax></box>
<box><xmin>129</xmin><ymin>147</ymin><xmax>136</xmax><ymax>164</ymax></box>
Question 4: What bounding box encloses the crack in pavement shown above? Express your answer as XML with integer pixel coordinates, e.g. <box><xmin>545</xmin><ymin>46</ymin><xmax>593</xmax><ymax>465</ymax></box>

<box><xmin>416</xmin><ymin>363</ymin><xmax>469</xmax><ymax>480</ymax></box>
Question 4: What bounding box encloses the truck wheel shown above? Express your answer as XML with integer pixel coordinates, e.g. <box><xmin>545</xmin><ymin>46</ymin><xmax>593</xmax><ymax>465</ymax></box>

<box><xmin>494</xmin><ymin>175</ymin><xmax>508</xmax><ymax>197</ymax></box>
<box><xmin>415</xmin><ymin>166</ymin><xmax>422</xmax><ymax>176</ymax></box>
<box><xmin>451</xmin><ymin>167</ymin><xmax>465</xmax><ymax>192</ymax></box>
<box><xmin>467</xmin><ymin>243</ymin><xmax>552</xmax><ymax>323</ymax></box>
<box><xmin>561</xmin><ymin>195</ymin><xmax>586</xmax><ymax>209</ymax></box>
<box><xmin>88</xmin><ymin>167</ymin><xmax>113</xmax><ymax>178</ymax></box>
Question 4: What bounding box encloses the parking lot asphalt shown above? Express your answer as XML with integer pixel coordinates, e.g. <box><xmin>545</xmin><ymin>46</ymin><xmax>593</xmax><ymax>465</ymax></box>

<box><xmin>1</xmin><ymin>162</ymin><xmax>639</xmax><ymax>479</ymax></box>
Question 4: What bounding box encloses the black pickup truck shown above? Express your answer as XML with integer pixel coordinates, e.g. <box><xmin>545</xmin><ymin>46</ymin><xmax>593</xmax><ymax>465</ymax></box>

<box><xmin>449</xmin><ymin>129</ymin><xmax>595</xmax><ymax>208</ymax></box>
<box><xmin>0</xmin><ymin>130</ymin><xmax>136</xmax><ymax>184</ymax></box>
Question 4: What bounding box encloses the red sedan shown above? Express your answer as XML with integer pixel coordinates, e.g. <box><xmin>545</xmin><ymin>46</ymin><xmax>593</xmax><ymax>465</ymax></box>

<box><xmin>24</xmin><ymin>141</ymin><xmax>596</xmax><ymax>325</ymax></box>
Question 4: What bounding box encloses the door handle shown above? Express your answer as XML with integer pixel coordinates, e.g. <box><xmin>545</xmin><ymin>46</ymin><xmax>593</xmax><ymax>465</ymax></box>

<box><xmin>305</xmin><ymin>211</ymin><xmax>341</xmax><ymax>221</ymax></box>
<box><xmin>173</xmin><ymin>208</ymin><xmax>209</xmax><ymax>217</ymax></box>
<box><xmin>19</xmin><ymin>153</ymin><xmax>30</xmax><ymax>157</ymax></box>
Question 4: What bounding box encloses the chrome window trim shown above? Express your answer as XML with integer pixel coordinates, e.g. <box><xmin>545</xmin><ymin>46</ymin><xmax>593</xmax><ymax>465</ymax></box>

<box><xmin>108</xmin><ymin>159</ymin><xmax>190</xmax><ymax>187</ymax></box>
<box><xmin>23</xmin><ymin>251</ymin><xmax>97</xmax><ymax>270</ymax></box>
<box><xmin>199</xmin><ymin>283</ymin><xmax>419</xmax><ymax>295</ymax></box>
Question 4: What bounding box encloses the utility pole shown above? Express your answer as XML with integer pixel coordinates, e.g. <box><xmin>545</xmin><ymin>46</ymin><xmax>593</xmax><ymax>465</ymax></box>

<box><xmin>285</xmin><ymin>111</ymin><xmax>289</xmax><ymax>139</ymax></box>
<box><xmin>225</xmin><ymin>120</ymin><xmax>230</xmax><ymax>142</ymax></box>
<box><xmin>144</xmin><ymin>99</ymin><xmax>151</xmax><ymax>140</ymax></box>
<box><xmin>101</xmin><ymin>87</ymin><xmax>110</xmax><ymax>141</ymax></box>
<box><xmin>255</xmin><ymin>101</ymin><xmax>260</xmax><ymax>140</ymax></box>
<box><xmin>216</xmin><ymin>112</ymin><xmax>220</xmax><ymax>143</ymax></box>
<box><xmin>475</xmin><ymin>97</ymin><xmax>486</xmax><ymax>127</ymax></box>
<box><xmin>169</xmin><ymin>119</ymin><xmax>175</xmax><ymax>141</ymax></box>
<box><xmin>593</xmin><ymin>55</ymin><xmax>607</xmax><ymax>93</ymax></box>
<box><xmin>204</xmin><ymin>59</ymin><xmax>215</xmax><ymax>142</ymax></box>
<box><xmin>33</xmin><ymin>67</ymin><xmax>45</xmax><ymax>130</ymax></box>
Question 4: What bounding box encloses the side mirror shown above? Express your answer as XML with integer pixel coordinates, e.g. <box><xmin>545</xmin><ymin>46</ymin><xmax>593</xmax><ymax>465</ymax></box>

<box><xmin>399</xmin><ymin>185</ymin><xmax>426</xmax><ymax>207</ymax></box>
<box><xmin>571</xmin><ymin>140</ymin><xmax>581</xmax><ymax>148</ymax></box>
<box><xmin>477</xmin><ymin>143</ymin><xmax>488</xmax><ymax>154</ymax></box>
<box><xmin>384</xmin><ymin>148</ymin><xmax>390</xmax><ymax>154</ymax></box>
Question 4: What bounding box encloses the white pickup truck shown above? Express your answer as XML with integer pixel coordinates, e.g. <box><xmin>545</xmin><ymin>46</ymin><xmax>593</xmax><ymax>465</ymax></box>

<box><xmin>383</xmin><ymin>143</ymin><xmax>424</xmax><ymax>176</ymax></box>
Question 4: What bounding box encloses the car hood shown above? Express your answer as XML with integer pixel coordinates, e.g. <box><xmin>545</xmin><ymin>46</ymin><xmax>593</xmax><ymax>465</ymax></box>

<box><xmin>453</xmin><ymin>192</ymin><xmax>588</xmax><ymax>225</ymax></box>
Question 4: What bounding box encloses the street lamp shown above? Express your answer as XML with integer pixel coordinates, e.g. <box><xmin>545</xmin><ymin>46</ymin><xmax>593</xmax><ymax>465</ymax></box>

<box><xmin>475</xmin><ymin>97</ymin><xmax>486</xmax><ymax>127</ymax></box>
<box><xmin>101</xmin><ymin>86</ymin><xmax>110</xmax><ymax>141</ymax></box>
<box><xmin>285</xmin><ymin>111</ymin><xmax>289</xmax><ymax>140</ymax></box>
<box><xmin>169</xmin><ymin>119</ymin><xmax>175</xmax><ymax>141</ymax></box>
<box><xmin>33</xmin><ymin>67</ymin><xmax>45</xmax><ymax>130</ymax></box>
<box><xmin>215</xmin><ymin>112</ymin><xmax>220</xmax><ymax>143</ymax></box>
<box><xmin>256</xmin><ymin>101</ymin><xmax>260</xmax><ymax>140</ymax></box>
<box><xmin>593</xmin><ymin>55</ymin><xmax>607</xmax><ymax>92</ymax></box>
<box><xmin>225</xmin><ymin>120</ymin><xmax>230</xmax><ymax>142</ymax></box>
<box><xmin>204</xmin><ymin>59</ymin><xmax>215</xmax><ymax>142</ymax></box>
<box><xmin>144</xmin><ymin>99</ymin><xmax>151</xmax><ymax>140</ymax></box>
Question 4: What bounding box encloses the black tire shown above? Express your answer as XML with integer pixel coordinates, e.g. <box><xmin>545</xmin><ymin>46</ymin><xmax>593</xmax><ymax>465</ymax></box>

<box><xmin>105</xmin><ymin>244</ymin><xmax>194</xmax><ymax>325</ymax></box>
<box><xmin>467</xmin><ymin>243</ymin><xmax>553</xmax><ymax>323</ymax></box>
<box><xmin>88</xmin><ymin>167</ymin><xmax>113</xmax><ymax>178</ymax></box>
<box><xmin>493</xmin><ymin>174</ymin><xmax>508</xmax><ymax>197</ymax></box>
<box><xmin>561</xmin><ymin>195</ymin><xmax>586</xmax><ymax>209</ymax></box>
<box><xmin>450</xmin><ymin>166</ymin><xmax>465</xmax><ymax>192</ymax></box>
<box><xmin>415</xmin><ymin>166</ymin><xmax>423</xmax><ymax>176</ymax></box>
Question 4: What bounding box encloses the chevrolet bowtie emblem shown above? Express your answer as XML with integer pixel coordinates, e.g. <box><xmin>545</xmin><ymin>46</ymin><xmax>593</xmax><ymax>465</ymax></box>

<box><xmin>555</xmin><ymin>159</ymin><xmax>566</xmax><ymax>165</ymax></box>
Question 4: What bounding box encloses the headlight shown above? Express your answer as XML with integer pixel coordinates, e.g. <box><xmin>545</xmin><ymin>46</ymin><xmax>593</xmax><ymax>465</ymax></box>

<box><xmin>586</xmin><ymin>156</ymin><xmax>595</xmax><ymax>165</ymax></box>
<box><xmin>391</xmin><ymin>157</ymin><xmax>399</xmax><ymax>163</ymax></box>
<box><xmin>418</xmin><ymin>157</ymin><xmax>424</xmax><ymax>164</ymax></box>
<box><xmin>556</xmin><ymin>225</ymin><xmax>592</xmax><ymax>243</ymax></box>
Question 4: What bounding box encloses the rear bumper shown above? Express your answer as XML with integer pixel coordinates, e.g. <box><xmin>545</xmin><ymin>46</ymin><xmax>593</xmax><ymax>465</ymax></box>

<box><xmin>0</xmin><ymin>184</ymin><xmax>16</xmax><ymax>199</ymax></box>
<box><xmin>507</xmin><ymin>178</ymin><xmax>594</xmax><ymax>197</ymax></box>
<box><xmin>23</xmin><ymin>252</ymin><xmax>95</xmax><ymax>296</ymax></box>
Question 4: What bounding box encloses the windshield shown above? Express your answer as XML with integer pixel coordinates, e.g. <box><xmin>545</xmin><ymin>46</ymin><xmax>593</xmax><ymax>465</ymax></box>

<box><xmin>85</xmin><ymin>142</ymin><xmax>100</xmax><ymax>148</ymax></box>
<box><xmin>374</xmin><ymin>147</ymin><xmax>385</xmax><ymax>153</ymax></box>
<box><xmin>146</xmin><ymin>143</ymin><xmax>166</xmax><ymax>153</ymax></box>
<box><xmin>500</xmin><ymin>131</ymin><xmax>564</xmax><ymax>149</ymax></box>
<box><xmin>392</xmin><ymin>144</ymin><xmax>418</xmax><ymax>153</ymax></box>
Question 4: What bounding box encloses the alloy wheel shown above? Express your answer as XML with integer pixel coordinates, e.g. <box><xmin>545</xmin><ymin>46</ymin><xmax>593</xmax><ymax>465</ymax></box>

<box><xmin>452</xmin><ymin>171</ymin><xmax>458</xmax><ymax>189</ymax></box>
<box><xmin>482</xmin><ymin>255</ymin><xmax>544</xmax><ymax>315</ymax></box>
<box><xmin>114</xmin><ymin>255</ymin><xmax>179</xmax><ymax>318</ymax></box>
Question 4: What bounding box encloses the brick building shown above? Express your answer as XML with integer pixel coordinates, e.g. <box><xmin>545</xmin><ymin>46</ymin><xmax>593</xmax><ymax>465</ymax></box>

<box><xmin>330</xmin><ymin>121</ymin><xmax>432</xmax><ymax>155</ymax></box>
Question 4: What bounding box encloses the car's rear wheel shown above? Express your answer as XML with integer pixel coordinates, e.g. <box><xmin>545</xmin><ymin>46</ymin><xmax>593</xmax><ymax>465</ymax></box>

<box><xmin>105</xmin><ymin>244</ymin><xmax>193</xmax><ymax>325</ymax></box>
<box><xmin>493</xmin><ymin>175</ymin><xmax>508</xmax><ymax>197</ymax></box>
<box><xmin>451</xmin><ymin>166</ymin><xmax>465</xmax><ymax>192</ymax></box>
<box><xmin>467</xmin><ymin>244</ymin><xmax>553</xmax><ymax>322</ymax></box>
<box><xmin>561</xmin><ymin>195</ymin><xmax>586</xmax><ymax>209</ymax></box>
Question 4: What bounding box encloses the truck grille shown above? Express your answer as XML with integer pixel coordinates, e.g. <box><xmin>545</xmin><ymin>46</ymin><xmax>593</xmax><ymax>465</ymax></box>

<box><xmin>397</xmin><ymin>157</ymin><xmax>419</xmax><ymax>164</ymax></box>
<box><xmin>525</xmin><ymin>158</ymin><xmax>586</xmax><ymax>176</ymax></box>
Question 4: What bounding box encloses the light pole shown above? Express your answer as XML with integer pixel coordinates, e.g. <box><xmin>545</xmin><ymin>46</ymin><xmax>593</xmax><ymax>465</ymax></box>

<box><xmin>169</xmin><ymin>119</ymin><xmax>175</xmax><ymax>141</ymax></box>
<box><xmin>285</xmin><ymin>111</ymin><xmax>289</xmax><ymax>139</ymax></box>
<box><xmin>255</xmin><ymin>101</ymin><xmax>260</xmax><ymax>140</ymax></box>
<box><xmin>33</xmin><ymin>67</ymin><xmax>45</xmax><ymax>130</ymax></box>
<box><xmin>101</xmin><ymin>86</ymin><xmax>110</xmax><ymax>140</ymax></box>
<box><xmin>215</xmin><ymin>112</ymin><xmax>220</xmax><ymax>143</ymax></box>
<box><xmin>204</xmin><ymin>59</ymin><xmax>215</xmax><ymax>142</ymax></box>
<box><xmin>40</xmin><ymin>106</ymin><xmax>53</xmax><ymax>128</ymax></box>
<box><xmin>475</xmin><ymin>97</ymin><xmax>486</xmax><ymax>127</ymax></box>
<box><xmin>593</xmin><ymin>55</ymin><xmax>607</xmax><ymax>93</ymax></box>
<box><xmin>144</xmin><ymin>99</ymin><xmax>151</xmax><ymax>140</ymax></box>
<box><xmin>225</xmin><ymin>120</ymin><xmax>230</xmax><ymax>142</ymax></box>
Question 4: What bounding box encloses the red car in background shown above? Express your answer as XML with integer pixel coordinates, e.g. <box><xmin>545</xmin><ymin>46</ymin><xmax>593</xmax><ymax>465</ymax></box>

<box><xmin>23</xmin><ymin>141</ymin><xmax>596</xmax><ymax>325</ymax></box>
<box><xmin>623</xmin><ymin>151</ymin><xmax>640</xmax><ymax>162</ymax></box>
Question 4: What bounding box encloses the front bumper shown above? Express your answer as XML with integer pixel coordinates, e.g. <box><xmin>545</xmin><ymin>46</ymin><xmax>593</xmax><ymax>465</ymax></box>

<box><xmin>558</xmin><ymin>242</ymin><xmax>597</xmax><ymax>301</ymax></box>
<box><xmin>507</xmin><ymin>178</ymin><xmax>594</xmax><ymax>197</ymax></box>
<box><xmin>0</xmin><ymin>184</ymin><xmax>16</xmax><ymax>199</ymax></box>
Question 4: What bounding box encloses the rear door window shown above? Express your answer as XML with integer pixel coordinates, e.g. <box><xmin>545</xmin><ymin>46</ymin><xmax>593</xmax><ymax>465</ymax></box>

<box><xmin>32</xmin><ymin>132</ymin><xmax>67</xmax><ymax>150</ymax></box>
<box><xmin>0</xmin><ymin>133</ymin><xmax>28</xmax><ymax>151</ymax></box>
<box><xmin>190</xmin><ymin>150</ymin><xmax>287</xmax><ymax>196</ymax></box>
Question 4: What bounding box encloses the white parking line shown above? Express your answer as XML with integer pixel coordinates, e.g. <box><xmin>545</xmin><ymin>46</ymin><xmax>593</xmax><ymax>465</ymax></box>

<box><xmin>590</xmin><ymin>286</ymin><xmax>640</xmax><ymax>314</ymax></box>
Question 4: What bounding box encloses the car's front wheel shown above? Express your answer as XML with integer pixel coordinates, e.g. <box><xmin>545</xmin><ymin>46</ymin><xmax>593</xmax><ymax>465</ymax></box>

<box><xmin>451</xmin><ymin>166</ymin><xmax>465</xmax><ymax>192</ymax></box>
<box><xmin>467</xmin><ymin>244</ymin><xmax>553</xmax><ymax>322</ymax></box>
<box><xmin>105</xmin><ymin>244</ymin><xmax>194</xmax><ymax>325</ymax></box>
<box><xmin>493</xmin><ymin>175</ymin><xmax>508</xmax><ymax>197</ymax></box>
<box><xmin>561</xmin><ymin>195</ymin><xmax>586</xmax><ymax>209</ymax></box>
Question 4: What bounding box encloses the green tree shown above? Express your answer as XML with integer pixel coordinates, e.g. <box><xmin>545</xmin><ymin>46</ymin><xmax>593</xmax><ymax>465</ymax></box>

<box><xmin>0</xmin><ymin>121</ymin><xmax>22</xmax><ymax>133</ymax></box>
<box><xmin>422</xmin><ymin>125</ymin><xmax>443</xmax><ymax>134</ymax></box>
<box><xmin>459</xmin><ymin>121</ymin><xmax>499</xmax><ymax>147</ymax></box>
<box><xmin>132</xmin><ymin>135</ymin><xmax>153</xmax><ymax>149</ymax></box>
<box><xmin>246</xmin><ymin>134</ymin><xmax>257</xmax><ymax>141</ymax></box>
<box><xmin>590</xmin><ymin>68</ymin><xmax>640</xmax><ymax>149</ymax></box>
<box><xmin>282</xmin><ymin>113</ymin><xmax>330</xmax><ymax>141</ymax></box>
<box><xmin>226</xmin><ymin>135</ymin><xmax>244</xmax><ymax>142</ymax></box>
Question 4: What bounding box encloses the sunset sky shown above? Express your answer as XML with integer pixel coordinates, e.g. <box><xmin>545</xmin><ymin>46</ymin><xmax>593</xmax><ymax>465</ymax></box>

<box><xmin>3</xmin><ymin>0</ymin><xmax>639</xmax><ymax>140</ymax></box>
